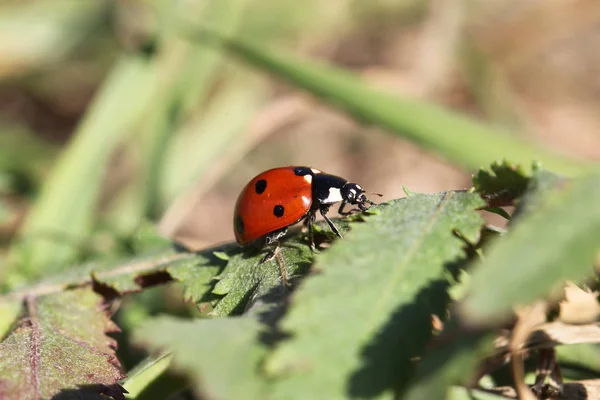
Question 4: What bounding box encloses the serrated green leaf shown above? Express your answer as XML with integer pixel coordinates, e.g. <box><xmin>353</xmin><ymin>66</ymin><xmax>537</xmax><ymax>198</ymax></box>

<box><xmin>268</xmin><ymin>192</ymin><xmax>485</xmax><ymax>399</ymax></box>
<box><xmin>134</xmin><ymin>315</ymin><xmax>267</xmax><ymax>400</ymax></box>
<box><xmin>96</xmin><ymin>254</ymin><xmax>201</xmax><ymax>294</ymax></box>
<box><xmin>166</xmin><ymin>255</ymin><xmax>222</xmax><ymax>303</ymax></box>
<box><xmin>184</xmin><ymin>29</ymin><xmax>587</xmax><ymax>176</ymax></box>
<box><xmin>0</xmin><ymin>288</ymin><xmax>125</xmax><ymax>399</ymax></box>
<box><xmin>461</xmin><ymin>169</ymin><xmax>600</xmax><ymax>324</ymax></box>
<box><xmin>472</xmin><ymin>160</ymin><xmax>530</xmax><ymax>204</ymax></box>
<box><xmin>210</xmin><ymin>239</ymin><xmax>314</xmax><ymax>316</ymax></box>
<box><xmin>1</xmin><ymin>247</ymin><xmax>212</xmax><ymax>300</ymax></box>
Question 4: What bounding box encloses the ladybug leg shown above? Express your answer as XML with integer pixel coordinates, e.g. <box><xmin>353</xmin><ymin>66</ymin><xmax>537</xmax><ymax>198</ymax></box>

<box><xmin>338</xmin><ymin>200</ymin><xmax>349</xmax><ymax>215</ymax></box>
<box><xmin>320</xmin><ymin>205</ymin><xmax>343</xmax><ymax>239</ymax></box>
<box><xmin>262</xmin><ymin>228</ymin><xmax>290</xmax><ymax>286</ymax></box>
<box><xmin>338</xmin><ymin>200</ymin><xmax>362</xmax><ymax>216</ymax></box>
<box><xmin>304</xmin><ymin>211</ymin><xmax>318</xmax><ymax>252</ymax></box>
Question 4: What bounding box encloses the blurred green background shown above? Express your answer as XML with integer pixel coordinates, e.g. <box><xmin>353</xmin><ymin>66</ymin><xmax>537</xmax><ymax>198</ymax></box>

<box><xmin>1</xmin><ymin>0</ymin><xmax>598</xmax><ymax>288</ymax></box>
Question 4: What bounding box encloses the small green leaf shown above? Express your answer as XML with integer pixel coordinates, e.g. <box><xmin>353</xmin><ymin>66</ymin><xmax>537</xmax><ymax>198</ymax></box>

<box><xmin>472</xmin><ymin>160</ymin><xmax>530</xmax><ymax>204</ymax></box>
<box><xmin>209</xmin><ymin>239</ymin><xmax>314</xmax><ymax>315</ymax></box>
<box><xmin>213</xmin><ymin>251</ymin><xmax>229</xmax><ymax>261</ymax></box>
<box><xmin>402</xmin><ymin>185</ymin><xmax>416</xmax><ymax>197</ymax></box>
<box><xmin>461</xmin><ymin>169</ymin><xmax>600</xmax><ymax>324</ymax></box>
<box><xmin>167</xmin><ymin>255</ymin><xmax>222</xmax><ymax>303</ymax></box>
<box><xmin>268</xmin><ymin>192</ymin><xmax>485</xmax><ymax>399</ymax></box>
<box><xmin>134</xmin><ymin>316</ymin><xmax>267</xmax><ymax>400</ymax></box>
<box><xmin>0</xmin><ymin>289</ymin><xmax>125</xmax><ymax>399</ymax></box>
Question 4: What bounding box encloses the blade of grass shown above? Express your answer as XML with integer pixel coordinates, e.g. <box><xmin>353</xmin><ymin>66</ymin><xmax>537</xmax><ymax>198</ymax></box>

<box><xmin>122</xmin><ymin>352</ymin><xmax>173</xmax><ymax>399</ymax></box>
<box><xmin>158</xmin><ymin>70</ymin><xmax>267</xmax><ymax>235</ymax></box>
<box><xmin>105</xmin><ymin>0</ymin><xmax>251</xmax><ymax>231</ymax></box>
<box><xmin>182</xmin><ymin>28</ymin><xmax>587</xmax><ymax>176</ymax></box>
<box><xmin>6</xmin><ymin>54</ymin><xmax>160</xmax><ymax>287</ymax></box>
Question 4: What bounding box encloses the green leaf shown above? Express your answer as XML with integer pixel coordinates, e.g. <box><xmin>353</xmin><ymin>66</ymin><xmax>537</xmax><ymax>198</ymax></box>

<box><xmin>0</xmin><ymin>288</ymin><xmax>125</xmax><ymax>399</ymax></box>
<box><xmin>134</xmin><ymin>315</ymin><xmax>267</xmax><ymax>400</ymax></box>
<box><xmin>472</xmin><ymin>160</ymin><xmax>531</xmax><ymax>204</ymax></box>
<box><xmin>267</xmin><ymin>192</ymin><xmax>485</xmax><ymax>399</ymax></box>
<box><xmin>556</xmin><ymin>343</ymin><xmax>600</xmax><ymax>377</ymax></box>
<box><xmin>184</xmin><ymin>29</ymin><xmax>587</xmax><ymax>176</ymax></box>
<box><xmin>511</xmin><ymin>168</ymin><xmax>563</xmax><ymax>220</ymax></box>
<box><xmin>209</xmin><ymin>236</ymin><xmax>314</xmax><ymax>316</ymax></box>
<box><xmin>166</xmin><ymin>253</ymin><xmax>223</xmax><ymax>304</ymax></box>
<box><xmin>461</xmin><ymin>169</ymin><xmax>600</xmax><ymax>324</ymax></box>
<box><xmin>8</xmin><ymin>53</ymin><xmax>161</xmax><ymax>284</ymax></box>
<box><xmin>1</xmin><ymin>246</ymin><xmax>219</xmax><ymax>301</ymax></box>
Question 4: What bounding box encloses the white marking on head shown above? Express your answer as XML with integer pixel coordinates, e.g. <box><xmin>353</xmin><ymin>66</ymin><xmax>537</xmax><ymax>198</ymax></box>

<box><xmin>323</xmin><ymin>187</ymin><xmax>343</xmax><ymax>204</ymax></box>
<box><xmin>303</xmin><ymin>174</ymin><xmax>313</xmax><ymax>183</ymax></box>
<box><xmin>310</xmin><ymin>168</ymin><xmax>321</xmax><ymax>174</ymax></box>
<box><xmin>355</xmin><ymin>184</ymin><xmax>363</xmax><ymax>190</ymax></box>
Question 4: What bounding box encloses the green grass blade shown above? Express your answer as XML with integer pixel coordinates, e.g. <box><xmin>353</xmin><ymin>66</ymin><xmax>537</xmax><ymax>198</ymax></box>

<box><xmin>158</xmin><ymin>71</ymin><xmax>266</xmax><ymax>234</ymax></box>
<box><xmin>122</xmin><ymin>352</ymin><xmax>173</xmax><ymax>399</ymax></box>
<box><xmin>8</xmin><ymin>54</ymin><xmax>160</xmax><ymax>285</ymax></box>
<box><xmin>183</xmin><ymin>29</ymin><xmax>587</xmax><ymax>175</ymax></box>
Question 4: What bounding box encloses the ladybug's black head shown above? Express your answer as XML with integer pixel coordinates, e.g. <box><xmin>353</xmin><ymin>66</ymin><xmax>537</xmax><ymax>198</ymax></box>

<box><xmin>341</xmin><ymin>183</ymin><xmax>377</xmax><ymax>211</ymax></box>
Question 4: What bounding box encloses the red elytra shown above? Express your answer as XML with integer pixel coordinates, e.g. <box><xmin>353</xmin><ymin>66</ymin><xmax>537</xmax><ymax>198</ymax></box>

<box><xmin>233</xmin><ymin>166</ymin><xmax>377</xmax><ymax>249</ymax></box>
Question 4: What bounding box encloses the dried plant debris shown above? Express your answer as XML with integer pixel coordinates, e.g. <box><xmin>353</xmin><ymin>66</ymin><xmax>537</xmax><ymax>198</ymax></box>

<box><xmin>559</xmin><ymin>282</ymin><xmax>600</xmax><ymax>325</ymax></box>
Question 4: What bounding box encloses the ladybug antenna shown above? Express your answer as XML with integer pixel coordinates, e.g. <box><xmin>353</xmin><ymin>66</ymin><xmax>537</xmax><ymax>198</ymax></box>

<box><xmin>371</xmin><ymin>192</ymin><xmax>383</xmax><ymax>197</ymax></box>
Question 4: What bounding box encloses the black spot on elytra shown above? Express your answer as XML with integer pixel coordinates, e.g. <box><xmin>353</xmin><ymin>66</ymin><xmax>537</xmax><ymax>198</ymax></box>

<box><xmin>234</xmin><ymin>215</ymin><xmax>244</xmax><ymax>234</ymax></box>
<box><xmin>255</xmin><ymin>179</ymin><xmax>267</xmax><ymax>194</ymax></box>
<box><xmin>273</xmin><ymin>205</ymin><xmax>285</xmax><ymax>218</ymax></box>
<box><xmin>294</xmin><ymin>167</ymin><xmax>312</xmax><ymax>176</ymax></box>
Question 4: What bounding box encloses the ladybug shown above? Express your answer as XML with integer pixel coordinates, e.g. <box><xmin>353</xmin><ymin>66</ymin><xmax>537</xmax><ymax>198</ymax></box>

<box><xmin>233</xmin><ymin>166</ymin><xmax>378</xmax><ymax>258</ymax></box>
